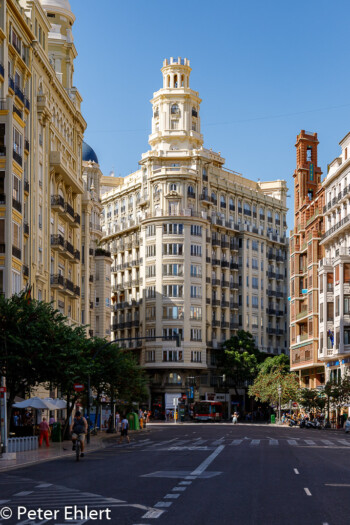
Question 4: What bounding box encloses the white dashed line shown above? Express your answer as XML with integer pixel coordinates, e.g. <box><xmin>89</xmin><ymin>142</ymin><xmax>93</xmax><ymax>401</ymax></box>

<box><xmin>287</xmin><ymin>439</ymin><xmax>298</xmax><ymax>446</ymax></box>
<box><xmin>269</xmin><ymin>439</ymin><xmax>278</xmax><ymax>446</ymax></box>
<box><xmin>14</xmin><ymin>491</ymin><xmax>33</xmax><ymax>496</ymax></box>
<box><xmin>142</xmin><ymin>509</ymin><xmax>165</xmax><ymax>519</ymax></box>
<box><xmin>250</xmin><ymin>440</ymin><xmax>260</xmax><ymax>446</ymax></box>
<box><xmin>230</xmin><ymin>439</ymin><xmax>243</xmax><ymax>446</ymax></box>
<box><xmin>172</xmin><ymin>487</ymin><xmax>187</xmax><ymax>492</ymax></box>
<box><xmin>35</xmin><ymin>483</ymin><xmax>52</xmax><ymax>488</ymax></box>
<box><xmin>321</xmin><ymin>440</ymin><xmax>333</xmax><ymax>446</ymax></box>
<box><xmin>179</xmin><ymin>481</ymin><xmax>192</xmax><ymax>485</ymax></box>
<box><xmin>164</xmin><ymin>494</ymin><xmax>180</xmax><ymax>499</ymax></box>
<box><xmin>304</xmin><ymin>440</ymin><xmax>316</xmax><ymax>445</ymax></box>
<box><xmin>304</xmin><ymin>488</ymin><xmax>312</xmax><ymax>496</ymax></box>
<box><xmin>154</xmin><ymin>502</ymin><xmax>172</xmax><ymax>508</ymax></box>
<box><xmin>294</xmin><ymin>468</ymin><xmax>299</xmax><ymax>475</ymax></box>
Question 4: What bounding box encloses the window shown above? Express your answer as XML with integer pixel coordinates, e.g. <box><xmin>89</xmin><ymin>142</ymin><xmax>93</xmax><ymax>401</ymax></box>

<box><xmin>146</xmin><ymin>306</ymin><xmax>156</xmax><ymax>320</ymax></box>
<box><xmin>146</xmin><ymin>244</ymin><xmax>156</xmax><ymax>258</ymax></box>
<box><xmin>243</xmin><ymin>202</ymin><xmax>251</xmax><ymax>215</ymax></box>
<box><xmin>191</xmin><ymin>264</ymin><xmax>202</xmax><ymax>277</ymax></box>
<box><xmin>252</xmin><ymin>277</ymin><xmax>258</xmax><ymax>289</ymax></box>
<box><xmin>163</xmin><ymin>243</ymin><xmax>183</xmax><ymax>255</ymax></box>
<box><xmin>12</xmin><ymin>175</ymin><xmax>21</xmax><ymax>204</ymax></box>
<box><xmin>167</xmin><ymin>372</ymin><xmax>182</xmax><ymax>383</ymax></box>
<box><xmin>344</xmin><ymin>330</ymin><xmax>350</xmax><ymax>345</ymax></box>
<box><xmin>191</xmin><ymin>351</ymin><xmax>202</xmax><ymax>363</ymax></box>
<box><xmin>12</xmin><ymin>270</ymin><xmax>21</xmax><ymax>294</ymax></box>
<box><xmin>163</xmin><ymin>306</ymin><xmax>184</xmax><ymax>319</ymax></box>
<box><xmin>345</xmin><ymin>297</ymin><xmax>350</xmax><ymax>314</ymax></box>
<box><xmin>336</xmin><ymin>296</ymin><xmax>339</xmax><ymax>317</ymax></box>
<box><xmin>146</xmin><ymin>286</ymin><xmax>156</xmax><ymax>299</ymax></box>
<box><xmin>191</xmin><ymin>245</ymin><xmax>202</xmax><ymax>257</ymax></box>
<box><xmin>252</xmin><ymin>241</ymin><xmax>258</xmax><ymax>251</ymax></box>
<box><xmin>163</xmin><ymin>284</ymin><xmax>183</xmax><ymax>297</ymax></box>
<box><xmin>252</xmin><ymin>296</ymin><xmax>258</xmax><ymax>308</ymax></box>
<box><xmin>171</xmin><ymin>104</ymin><xmax>180</xmax><ymax>115</ymax></box>
<box><xmin>146</xmin><ymin>351</ymin><xmax>155</xmax><ymax>362</ymax></box>
<box><xmin>163</xmin><ymin>223</ymin><xmax>183</xmax><ymax>235</ymax></box>
<box><xmin>171</xmin><ymin>120</ymin><xmax>178</xmax><ymax>130</ymax></box>
<box><xmin>246</xmin><ymin>295</ymin><xmax>249</xmax><ymax>306</ymax></box>
<box><xmin>190</xmin><ymin>328</ymin><xmax>202</xmax><ymax>341</ymax></box>
<box><xmin>252</xmin><ymin>257</ymin><xmax>258</xmax><ymax>269</ymax></box>
<box><xmin>190</xmin><ymin>306</ymin><xmax>202</xmax><ymax>320</ymax></box>
<box><xmin>190</xmin><ymin>225</ymin><xmax>202</xmax><ymax>236</ymax></box>
<box><xmin>146</xmin><ymin>265</ymin><xmax>156</xmax><ymax>277</ymax></box>
<box><xmin>307</xmin><ymin>146</ymin><xmax>312</xmax><ymax>162</ymax></box>
<box><xmin>146</xmin><ymin>224</ymin><xmax>156</xmax><ymax>237</ymax></box>
<box><xmin>163</xmin><ymin>263</ymin><xmax>183</xmax><ymax>276</ymax></box>
<box><xmin>220</xmin><ymin>195</ymin><xmax>226</xmax><ymax>208</ymax></box>
<box><xmin>162</xmin><ymin>329</ymin><xmax>183</xmax><ymax>343</ymax></box>
<box><xmin>190</xmin><ymin>285</ymin><xmax>202</xmax><ymax>298</ymax></box>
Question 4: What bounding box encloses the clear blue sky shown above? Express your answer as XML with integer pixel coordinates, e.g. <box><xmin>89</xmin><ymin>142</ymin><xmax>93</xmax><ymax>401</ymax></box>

<box><xmin>70</xmin><ymin>0</ymin><xmax>350</xmax><ymax>228</ymax></box>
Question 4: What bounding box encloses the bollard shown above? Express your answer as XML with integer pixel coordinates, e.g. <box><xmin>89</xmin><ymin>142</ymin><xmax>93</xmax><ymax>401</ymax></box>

<box><xmin>19</xmin><ymin>437</ymin><xmax>24</xmax><ymax>452</ymax></box>
<box><xmin>34</xmin><ymin>436</ymin><xmax>38</xmax><ymax>449</ymax></box>
<box><xmin>7</xmin><ymin>439</ymin><xmax>12</xmax><ymax>453</ymax></box>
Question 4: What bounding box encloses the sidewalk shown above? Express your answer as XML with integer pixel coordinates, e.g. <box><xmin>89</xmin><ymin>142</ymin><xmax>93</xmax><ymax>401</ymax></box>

<box><xmin>0</xmin><ymin>429</ymin><xmax>148</xmax><ymax>472</ymax></box>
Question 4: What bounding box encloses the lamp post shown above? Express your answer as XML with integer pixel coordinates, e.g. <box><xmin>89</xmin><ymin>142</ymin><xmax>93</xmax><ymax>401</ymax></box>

<box><xmin>278</xmin><ymin>384</ymin><xmax>282</xmax><ymax>424</ymax></box>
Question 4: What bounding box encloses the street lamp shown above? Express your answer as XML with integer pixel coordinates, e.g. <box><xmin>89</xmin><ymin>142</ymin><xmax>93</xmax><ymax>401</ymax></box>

<box><xmin>278</xmin><ymin>384</ymin><xmax>282</xmax><ymax>424</ymax></box>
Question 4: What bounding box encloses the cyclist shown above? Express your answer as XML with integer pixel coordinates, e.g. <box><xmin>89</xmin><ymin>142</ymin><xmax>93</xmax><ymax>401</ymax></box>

<box><xmin>70</xmin><ymin>411</ymin><xmax>88</xmax><ymax>457</ymax></box>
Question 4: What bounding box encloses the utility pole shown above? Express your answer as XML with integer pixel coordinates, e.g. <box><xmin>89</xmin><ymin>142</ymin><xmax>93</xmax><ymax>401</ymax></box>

<box><xmin>278</xmin><ymin>384</ymin><xmax>282</xmax><ymax>424</ymax></box>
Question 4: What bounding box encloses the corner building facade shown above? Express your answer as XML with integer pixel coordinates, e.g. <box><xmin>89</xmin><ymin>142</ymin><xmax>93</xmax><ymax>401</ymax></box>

<box><xmin>101</xmin><ymin>58</ymin><xmax>289</xmax><ymax>407</ymax></box>
<box><xmin>289</xmin><ymin>131</ymin><xmax>325</xmax><ymax>388</ymax></box>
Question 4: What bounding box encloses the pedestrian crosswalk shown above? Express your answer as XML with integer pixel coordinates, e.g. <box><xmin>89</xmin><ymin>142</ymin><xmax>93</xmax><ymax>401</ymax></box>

<box><xmin>111</xmin><ymin>436</ymin><xmax>350</xmax><ymax>451</ymax></box>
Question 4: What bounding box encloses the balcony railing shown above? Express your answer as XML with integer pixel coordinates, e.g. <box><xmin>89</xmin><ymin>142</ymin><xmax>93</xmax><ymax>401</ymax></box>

<box><xmin>51</xmin><ymin>234</ymin><xmax>64</xmax><ymax>248</ymax></box>
<box><xmin>13</xmin><ymin>149</ymin><xmax>22</xmax><ymax>166</ymax></box>
<box><xmin>12</xmin><ymin>246</ymin><xmax>21</xmax><ymax>259</ymax></box>
<box><xmin>65</xmin><ymin>202</ymin><xmax>75</xmax><ymax>220</ymax></box>
<box><xmin>13</xmin><ymin>105</ymin><xmax>23</xmax><ymax>120</ymax></box>
<box><xmin>51</xmin><ymin>195</ymin><xmax>65</xmax><ymax>209</ymax></box>
<box><xmin>12</xmin><ymin>198</ymin><xmax>22</xmax><ymax>213</ymax></box>
<box><xmin>23</xmin><ymin>222</ymin><xmax>29</xmax><ymax>235</ymax></box>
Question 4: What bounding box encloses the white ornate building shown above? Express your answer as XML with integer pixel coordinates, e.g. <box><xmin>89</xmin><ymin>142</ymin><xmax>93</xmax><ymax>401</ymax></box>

<box><xmin>101</xmin><ymin>58</ymin><xmax>289</xmax><ymax>409</ymax></box>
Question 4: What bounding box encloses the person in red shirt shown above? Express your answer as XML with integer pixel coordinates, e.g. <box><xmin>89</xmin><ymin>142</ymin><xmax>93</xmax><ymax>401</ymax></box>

<box><xmin>38</xmin><ymin>417</ymin><xmax>50</xmax><ymax>447</ymax></box>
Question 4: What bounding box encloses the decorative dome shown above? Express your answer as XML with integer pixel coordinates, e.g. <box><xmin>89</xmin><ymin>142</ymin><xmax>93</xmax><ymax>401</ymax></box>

<box><xmin>82</xmin><ymin>142</ymin><xmax>99</xmax><ymax>164</ymax></box>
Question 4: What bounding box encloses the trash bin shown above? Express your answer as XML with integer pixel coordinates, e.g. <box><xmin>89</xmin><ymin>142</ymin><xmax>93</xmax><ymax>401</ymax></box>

<box><xmin>127</xmin><ymin>413</ymin><xmax>135</xmax><ymax>430</ymax></box>
<box><xmin>132</xmin><ymin>412</ymin><xmax>140</xmax><ymax>430</ymax></box>
<box><xmin>271</xmin><ymin>414</ymin><xmax>276</xmax><ymax>424</ymax></box>
<box><xmin>51</xmin><ymin>422</ymin><xmax>62</xmax><ymax>442</ymax></box>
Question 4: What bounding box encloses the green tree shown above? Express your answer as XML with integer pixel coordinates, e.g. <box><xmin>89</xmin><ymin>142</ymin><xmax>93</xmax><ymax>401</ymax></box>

<box><xmin>258</xmin><ymin>354</ymin><xmax>290</xmax><ymax>375</ymax></box>
<box><xmin>248</xmin><ymin>364</ymin><xmax>299</xmax><ymax>406</ymax></box>
<box><xmin>298</xmin><ymin>388</ymin><xmax>326</xmax><ymax>413</ymax></box>
<box><xmin>219</xmin><ymin>330</ymin><xmax>263</xmax><ymax>394</ymax></box>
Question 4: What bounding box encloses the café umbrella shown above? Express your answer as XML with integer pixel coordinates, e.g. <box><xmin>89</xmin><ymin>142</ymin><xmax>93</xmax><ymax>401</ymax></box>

<box><xmin>13</xmin><ymin>397</ymin><xmax>59</xmax><ymax>410</ymax></box>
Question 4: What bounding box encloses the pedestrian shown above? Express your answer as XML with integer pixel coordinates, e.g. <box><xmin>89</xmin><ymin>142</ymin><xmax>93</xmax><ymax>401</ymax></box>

<box><xmin>119</xmin><ymin>415</ymin><xmax>130</xmax><ymax>444</ymax></box>
<box><xmin>165</xmin><ymin>409</ymin><xmax>170</xmax><ymax>421</ymax></box>
<box><xmin>38</xmin><ymin>417</ymin><xmax>50</xmax><ymax>447</ymax></box>
<box><xmin>232</xmin><ymin>411</ymin><xmax>238</xmax><ymax>424</ymax></box>
<box><xmin>115</xmin><ymin>411</ymin><xmax>120</xmax><ymax>432</ymax></box>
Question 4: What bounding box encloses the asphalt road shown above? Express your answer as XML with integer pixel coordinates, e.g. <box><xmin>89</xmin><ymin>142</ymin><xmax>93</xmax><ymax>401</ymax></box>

<box><xmin>1</xmin><ymin>424</ymin><xmax>350</xmax><ymax>525</ymax></box>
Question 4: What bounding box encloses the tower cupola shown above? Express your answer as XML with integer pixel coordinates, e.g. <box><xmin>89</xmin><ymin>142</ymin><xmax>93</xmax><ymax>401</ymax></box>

<box><xmin>149</xmin><ymin>57</ymin><xmax>203</xmax><ymax>153</ymax></box>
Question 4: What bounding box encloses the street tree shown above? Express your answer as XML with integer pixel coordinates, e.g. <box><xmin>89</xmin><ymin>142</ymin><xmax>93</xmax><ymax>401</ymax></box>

<box><xmin>219</xmin><ymin>330</ymin><xmax>263</xmax><ymax>394</ymax></box>
<box><xmin>248</xmin><ymin>364</ymin><xmax>299</xmax><ymax>407</ymax></box>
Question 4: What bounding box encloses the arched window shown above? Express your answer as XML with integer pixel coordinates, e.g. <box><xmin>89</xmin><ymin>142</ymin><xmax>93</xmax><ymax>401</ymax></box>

<box><xmin>192</xmin><ymin>107</ymin><xmax>198</xmax><ymax>118</ymax></box>
<box><xmin>168</xmin><ymin>373</ymin><xmax>182</xmax><ymax>385</ymax></box>
<box><xmin>259</xmin><ymin>207</ymin><xmax>265</xmax><ymax>219</ymax></box>
<box><xmin>181</xmin><ymin>75</ymin><xmax>184</xmax><ymax>87</ymax></box>
<box><xmin>153</xmin><ymin>184</ymin><xmax>160</xmax><ymax>197</ymax></box>
<box><xmin>275</xmin><ymin>212</ymin><xmax>280</xmax><ymax>224</ymax></box>
<box><xmin>153</xmin><ymin>106</ymin><xmax>159</xmax><ymax>118</ymax></box>
<box><xmin>174</xmin><ymin>75</ymin><xmax>178</xmax><ymax>88</ymax></box>
<box><xmin>220</xmin><ymin>195</ymin><xmax>226</xmax><ymax>208</ymax></box>
<box><xmin>243</xmin><ymin>202</ymin><xmax>251</xmax><ymax>215</ymax></box>
<box><xmin>170</xmin><ymin>183</ymin><xmax>177</xmax><ymax>192</ymax></box>
<box><xmin>171</xmin><ymin>104</ymin><xmax>180</xmax><ymax>115</ymax></box>
<box><xmin>238</xmin><ymin>200</ymin><xmax>242</xmax><ymax>212</ymax></box>
<box><xmin>203</xmin><ymin>187</ymin><xmax>208</xmax><ymax>197</ymax></box>
<box><xmin>128</xmin><ymin>195</ymin><xmax>133</xmax><ymax>207</ymax></box>
<box><xmin>167</xmin><ymin>75</ymin><xmax>170</xmax><ymax>88</ymax></box>
<box><xmin>188</xmin><ymin>185</ymin><xmax>195</xmax><ymax>197</ymax></box>
<box><xmin>267</xmin><ymin>209</ymin><xmax>272</xmax><ymax>222</ymax></box>
<box><xmin>211</xmin><ymin>192</ymin><xmax>217</xmax><ymax>204</ymax></box>
<box><xmin>229</xmin><ymin>197</ymin><xmax>234</xmax><ymax>211</ymax></box>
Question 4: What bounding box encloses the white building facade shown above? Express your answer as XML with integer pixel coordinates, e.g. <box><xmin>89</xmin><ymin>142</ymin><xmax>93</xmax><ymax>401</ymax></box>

<box><xmin>319</xmin><ymin>132</ymin><xmax>350</xmax><ymax>381</ymax></box>
<box><xmin>101</xmin><ymin>58</ymin><xmax>289</xmax><ymax>409</ymax></box>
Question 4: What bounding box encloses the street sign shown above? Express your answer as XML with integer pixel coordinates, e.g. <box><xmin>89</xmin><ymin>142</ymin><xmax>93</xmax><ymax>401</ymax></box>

<box><xmin>0</xmin><ymin>387</ymin><xmax>6</xmax><ymax>393</ymax></box>
<box><xmin>74</xmin><ymin>384</ymin><xmax>85</xmax><ymax>392</ymax></box>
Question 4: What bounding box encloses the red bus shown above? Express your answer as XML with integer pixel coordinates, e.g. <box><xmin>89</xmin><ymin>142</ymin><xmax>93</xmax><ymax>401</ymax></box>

<box><xmin>193</xmin><ymin>401</ymin><xmax>223</xmax><ymax>422</ymax></box>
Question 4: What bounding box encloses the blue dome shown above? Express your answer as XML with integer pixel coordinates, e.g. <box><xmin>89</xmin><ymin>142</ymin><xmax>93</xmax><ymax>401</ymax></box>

<box><xmin>82</xmin><ymin>142</ymin><xmax>99</xmax><ymax>164</ymax></box>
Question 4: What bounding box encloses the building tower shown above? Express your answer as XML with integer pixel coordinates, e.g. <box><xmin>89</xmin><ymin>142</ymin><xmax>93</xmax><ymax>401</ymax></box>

<box><xmin>290</xmin><ymin>130</ymin><xmax>325</xmax><ymax>388</ymax></box>
<box><xmin>101</xmin><ymin>58</ymin><xmax>289</xmax><ymax>411</ymax></box>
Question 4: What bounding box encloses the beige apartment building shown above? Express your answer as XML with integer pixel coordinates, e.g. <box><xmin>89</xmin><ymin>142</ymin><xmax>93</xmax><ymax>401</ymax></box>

<box><xmin>0</xmin><ymin>0</ymin><xmax>110</xmax><ymax>338</ymax></box>
<box><xmin>101</xmin><ymin>57</ymin><xmax>289</xmax><ymax>408</ymax></box>
<box><xmin>319</xmin><ymin>132</ymin><xmax>350</xmax><ymax>381</ymax></box>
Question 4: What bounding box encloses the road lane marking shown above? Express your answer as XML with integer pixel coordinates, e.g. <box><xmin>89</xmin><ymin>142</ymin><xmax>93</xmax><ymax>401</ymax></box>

<box><xmin>337</xmin><ymin>440</ymin><xmax>350</xmax><ymax>446</ymax></box>
<box><xmin>35</xmin><ymin>484</ymin><xmax>52</xmax><ymax>488</ymax></box>
<box><xmin>287</xmin><ymin>439</ymin><xmax>298</xmax><ymax>446</ymax></box>
<box><xmin>142</xmin><ymin>509</ymin><xmax>165</xmax><ymax>519</ymax></box>
<box><xmin>190</xmin><ymin>445</ymin><xmax>225</xmax><ymax>476</ymax></box>
<box><xmin>230</xmin><ymin>439</ymin><xmax>243</xmax><ymax>446</ymax></box>
<box><xmin>172</xmin><ymin>487</ymin><xmax>187</xmax><ymax>491</ymax></box>
<box><xmin>14</xmin><ymin>491</ymin><xmax>33</xmax><ymax>496</ymax></box>
<box><xmin>325</xmin><ymin>483</ymin><xmax>350</xmax><ymax>487</ymax></box>
<box><xmin>212</xmin><ymin>437</ymin><xmax>225</xmax><ymax>445</ymax></box>
<box><xmin>304</xmin><ymin>488</ymin><xmax>312</xmax><ymax>496</ymax></box>
<box><xmin>154</xmin><ymin>502</ymin><xmax>172</xmax><ymax>508</ymax></box>
<box><xmin>294</xmin><ymin>469</ymin><xmax>299</xmax><ymax>475</ymax></box>
<box><xmin>250</xmin><ymin>440</ymin><xmax>260</xmax><ymax>446</ymax></box>
<box><xmin>304</xmin><ymin>440</ymin><xmax>316</xmax><ymax>445</ymax></box>
<box><xmin>321</xmin><ymin>440</ymin><xmax>333</xmax><ymax>445</ymax></box>
<box><xmin>269</xmin><ymin>439</ymin><xmax>278</xmax><ymax>446</ymax></box>
<box><xmin>179</xmin><ymin>481</ymin><xmax>192</xmax><ymax>485</ymax></box>
<box><xmin>164</xmin><ymin>494</ymin><xmax>180</xmax><ymax>499</ymax></box>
